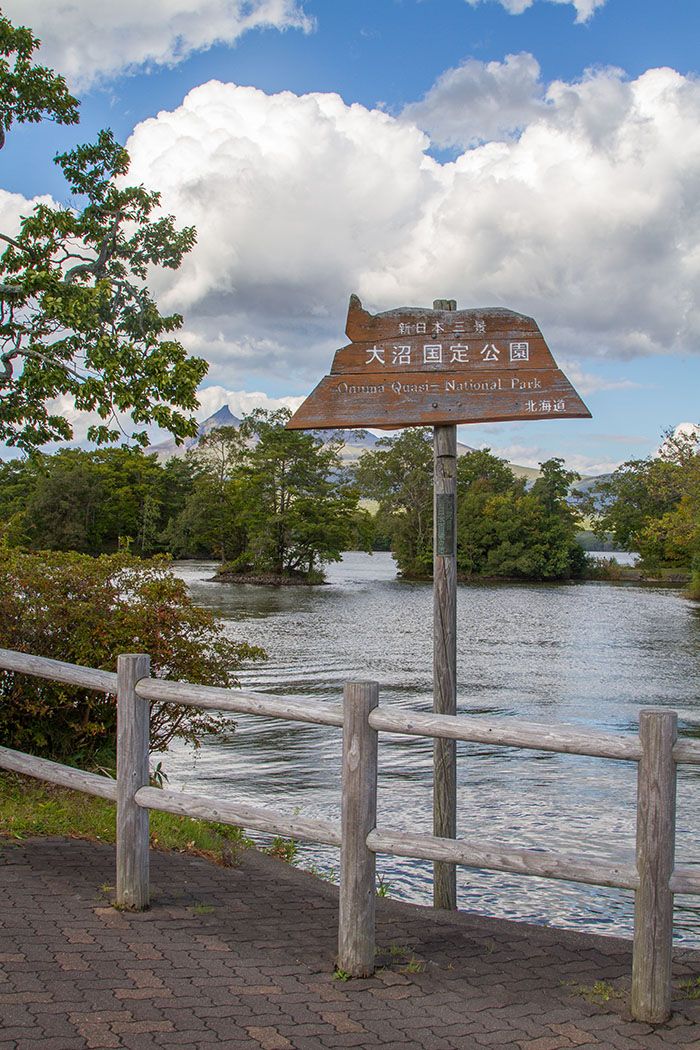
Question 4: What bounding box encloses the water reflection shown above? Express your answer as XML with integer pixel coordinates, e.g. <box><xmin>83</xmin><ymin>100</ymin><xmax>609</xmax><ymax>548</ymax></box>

<box><xmin>168</xmin><ymin>552</ymin><xmax>700</xmax><ymax>944</ymax></box>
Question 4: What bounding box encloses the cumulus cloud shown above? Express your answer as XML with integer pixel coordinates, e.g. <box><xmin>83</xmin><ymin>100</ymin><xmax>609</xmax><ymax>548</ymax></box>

<box><xmin>3</xmin><ymin>0</ymin><xmax>313</xmax><ymax>90</ymax></box>
<box><xmin>119</xmin><ymin>64</ymin><xmax>700</xmax><ymax>397</ymax></box>
<box><xmin>194</xmin><ymin>385</ymin><xmax>303</xmax><ymax>420</ymax></box>
<box><xmin>463</xmin><ymin>0</ymin><xmax>607</xmax><ymax>23</ymax></box>
<box><xmin>403</xmin><ymin>53</ymin><xmax>547</xmax><ymax>148</ymax></box>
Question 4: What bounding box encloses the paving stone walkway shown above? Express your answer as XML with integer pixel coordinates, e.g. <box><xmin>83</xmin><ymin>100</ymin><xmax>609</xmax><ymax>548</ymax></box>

<box><xmin>1</xmin><ymin>836</ymin><xmax>700</xmax><ymax>1049</ymax></box>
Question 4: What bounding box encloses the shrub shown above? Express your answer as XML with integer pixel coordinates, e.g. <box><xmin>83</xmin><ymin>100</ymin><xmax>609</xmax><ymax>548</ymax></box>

<box><xmin>0</xmin><ymin>548</ymin><xmax>265</xmax><ymax>763</ymax></box>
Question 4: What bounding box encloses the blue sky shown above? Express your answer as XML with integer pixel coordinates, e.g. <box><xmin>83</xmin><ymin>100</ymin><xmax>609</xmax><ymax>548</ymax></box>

<box><xmin>2</xmin><ymin>0</ymin><xmax>700</xmax><ymax>474</ymax></box>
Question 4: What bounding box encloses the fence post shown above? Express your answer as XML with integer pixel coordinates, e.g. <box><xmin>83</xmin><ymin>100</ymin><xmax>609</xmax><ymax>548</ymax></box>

<box><xmin>631</xmin><ymin>708</ymin><xmax>677</xmax><ymax>1023</ymax></box>
<box><xmin>116</xmin><ymin>653</ymin><xmax>151</xmax><ymax>910</ymax></box>
<box><xmin>338</xmin><ymin>681</ymin><xmax>379</xmax><ymax>977</ymax></box>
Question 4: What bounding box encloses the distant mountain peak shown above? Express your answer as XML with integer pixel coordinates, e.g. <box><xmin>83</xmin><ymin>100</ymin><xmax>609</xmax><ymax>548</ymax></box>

<box><xmin>145</xmin><ymin>404</ymin><xmax>241</xmax><ymax>459</ymax></box>
<box><xmin>201</xmin><ymin>405</ymin><xmax>241</xmax><ymax>430</ymax></box>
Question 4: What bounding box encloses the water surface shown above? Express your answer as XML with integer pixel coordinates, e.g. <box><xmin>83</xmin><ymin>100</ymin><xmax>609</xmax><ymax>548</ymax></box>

<box><xmin>167</xmin><ymin>552</ymin><xmax>700</xmax><ymax>944</ymax></box>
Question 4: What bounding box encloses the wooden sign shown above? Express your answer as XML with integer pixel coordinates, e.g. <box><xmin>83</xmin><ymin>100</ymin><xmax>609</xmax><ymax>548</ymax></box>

<box><xmin>287</xmin><ymin>295</ymin><xmax>591</xmax><ymax>430</ymax></box>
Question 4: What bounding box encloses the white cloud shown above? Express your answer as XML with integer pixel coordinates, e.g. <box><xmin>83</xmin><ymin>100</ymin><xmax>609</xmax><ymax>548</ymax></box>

<box><xmin>4</xmin><ymin>0</ymin><xmax>313</xmax><ymax>90</ymax></box>
<box><xmin>403</xmin><ymin>52</ymin><xmax>547</xmax><ymax>147</ymax></box>
<box><xmin>462</xmin><ymin>0</ymin><xmax>607</xmax><ymax>24</ymax></box>
<box><xmin>195</xmin><ymin>385</ymin><xmax>303</xmax><ymax>419</ymax></box>
<box><xmin>555</xmin><ymin>360</ymin><xmax>645</xmax><ymax>397</ymax></box>
<box><xmin>125</xmin><ymin>81</ymin><xmax>436</xmax><ymax>388</ymax></box>
<box><xmin>470</xmin><ymin>439</ymin><xmax>621</xmax><ymax>476</ymax></box>
<box><xmin>119</xmin><ymin>65</ymin><xmax>700</xmax><ymax>397</ymax></box>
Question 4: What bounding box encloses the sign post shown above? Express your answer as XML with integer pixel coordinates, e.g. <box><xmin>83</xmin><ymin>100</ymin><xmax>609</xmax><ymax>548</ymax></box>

<box><xmin>287</xmin><ymin>294</ymin><xmax>590</xmax><ymax>912</ymax></box>
<box><xmin>431</xmin><ymin>299</ymin><xmax>457</xmax><ymax>910</ymax></box>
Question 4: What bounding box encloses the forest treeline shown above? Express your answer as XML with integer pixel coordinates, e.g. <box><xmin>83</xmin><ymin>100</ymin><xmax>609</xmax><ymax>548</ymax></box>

<box><xmin>0</xmin><ymin>409</ymin><xmax>368</xmax><ymax>581</ymax></box>
<box><xmin>1</xmin><ymin>409</ymin><xmax>698</xmax><ymax>588</ymax></box>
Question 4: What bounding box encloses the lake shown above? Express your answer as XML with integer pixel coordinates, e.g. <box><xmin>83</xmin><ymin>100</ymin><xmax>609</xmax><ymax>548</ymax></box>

<box><xmin>167</xmin><ymin>552</ymin><xmax>700</xmax><ymax>945</ymax></box>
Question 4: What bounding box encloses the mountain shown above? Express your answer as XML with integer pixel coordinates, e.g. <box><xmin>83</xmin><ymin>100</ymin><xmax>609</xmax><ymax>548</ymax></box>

<box><xmin>145</xmin><ymin>405</ymin><xmax>242</xmax><ymax>459</ymax></box>
<box><xmin>147</xmin><ymin>404</ymin><xmax>539</xmax><ymax>478</ymax></box>
<box><xmin>147</xmin><ymin>406</ymin><xmax>385</xmax><ymax>463</ymax></box>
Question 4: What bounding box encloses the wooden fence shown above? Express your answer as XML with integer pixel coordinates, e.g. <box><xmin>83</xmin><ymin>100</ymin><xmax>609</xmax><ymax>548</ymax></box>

<box><xmin>1</xmin><ymin>646</ymin><xmax>699</xmax><ymax>1024</ymax></box>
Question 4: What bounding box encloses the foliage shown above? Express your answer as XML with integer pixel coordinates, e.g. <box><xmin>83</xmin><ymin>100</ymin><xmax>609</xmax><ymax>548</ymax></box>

<box><xmin>0</xmin><ymin>12</ymin><xmax>206</xmax><ymax>452</ymax></box>
<box><xmin>354</xmin><ymin>428</ymin><xmax>433</xmax><ymax>576</ymax></box>
<box><xmin>0</xmin><ymin>548</ymin><xmax>265</xmax><ymax>762</ymax></box>
<box><xmin>0</xmin><ymin>129</ymin><xmax>207</xmax><ymax>452</ymax></box>
<box><xmin>457</xmin><ymin>454</ymin><xmax>584</xmax><ymax>580</ymax></box>
<box><xmin>233</xmin><ymin>409</ymin><xmax>365</xmax><ymax>578</ymax></box>
<box><xmin>0</xmin><ymin>446</ymin><xmax>171</xmax><ymax>554</ymax></box>
<box><xmin>0</xmin><ymin>416</ymin><xmax>371</xmax><ymax>573</ymax></box>
<box><xmin>164</xmin><ymin>408</ymin><xmax>366</xmax><ymax>578</ymax></box>
<box><xmin>165</xmin><ymin>426</ymin><xmax>248</xmax><ymax>564</ymax></box>
<box><xmin>0</xmin><ymin>14</ymin><xmax>79</xmax><ymax>150</ymax></box>
<box><xmin>578</xmin><ymin>427</ymin><xmax>700</xmax><ymax>586</ymax></box>
<box><xmin>355</xmin><ymin>437</ymin><xmax>584</xmax><ymax>581</ymax></box>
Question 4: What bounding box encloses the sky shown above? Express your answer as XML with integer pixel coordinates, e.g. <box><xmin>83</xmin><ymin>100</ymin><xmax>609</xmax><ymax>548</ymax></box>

<box><xmin>2</xmin><ymin>0</ymin><xmax>700</xmax><ymax>475</ymax></box>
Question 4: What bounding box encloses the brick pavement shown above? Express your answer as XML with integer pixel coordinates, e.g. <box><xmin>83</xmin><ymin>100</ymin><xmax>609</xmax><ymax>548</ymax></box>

<box><xmin>1</xmin><ymin>836</ymin><xmax>699</xmax><ymax>1049</ymax></box>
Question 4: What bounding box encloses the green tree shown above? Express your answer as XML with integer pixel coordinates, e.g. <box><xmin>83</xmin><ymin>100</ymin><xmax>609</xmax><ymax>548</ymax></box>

<box><xmin>235</xmin><ymin>408</ymin><xmax>362</xmax><ymax>579</ymax></box>
<box><xmin>583</xmin><ymin>428</ymin><xmax>700</xmax><ymax>588</ymax></box>
<box><xmin>194</xmin><ymin>426</ymin><xmax>247</xmax><ymax>564</ymax></box>
<box><xmin>0</xmin><ymin>454</ymin><xmax>41</xmax><ymax>543</ymax></box>
<box><xmin>0</xmin><ymin>129</ymin><xmax>207</xmax><ymax>452</ymax></box>
<box><xmin>1</xmin><ymin>447</ymin><xmax>169</xmax><ymax>554</ymax></box>
<box><xmin>354</xmin><ymin>428</ymin><xmax>433</xmax><ymax>577</ymax></box>
<box><xmin>456</xmin><ymin>451</ymin><xmax>580</xmax><ymax>580</ymax></box>
<box><xmin>456</xmin><ymin>448</ymin><xmax>525</xmax><ymax>577</ymax></box>
<box><xmin>0</xmin><ymin>14</ymin><xmax>79</xmax><ymax>150</ymax></box>
<box><xmin>0</xmin><ymin>548</ymin><xmax>265</xmax><ymax>763</ymax></box>
<box><xmin>161</xmin><ymin>430</ymin><xmax>248</xmax><ymax>562</ymax></box>
<box><xmin>581</xmin><ymin>449</ymin><xmax>690</xmax><ymax>564</ymax></box>
<box><xmin>26</xmin><ymin>449</ymin><xmax>103</xmax><ymax>552</ymax></box>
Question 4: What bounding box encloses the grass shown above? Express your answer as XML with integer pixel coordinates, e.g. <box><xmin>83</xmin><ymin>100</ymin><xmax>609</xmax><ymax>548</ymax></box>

<box><xmin>373</xmin><ymin>941</ymin><xmax>427</xmax><ymax>975</ymax></box>
<box><xmin>0</xmin><ymin>770</ymin><xmax>254</xmax><ymax>866</ymax></box>
<box><xmin>566</xmin><ymin>979</ymin><xmax>625</xmax><ymax>1004</ymax></box>
<box><xmin>680</xmin><ymin>976</ymin><xmax>700</xmax><ymax>999</ymax></box>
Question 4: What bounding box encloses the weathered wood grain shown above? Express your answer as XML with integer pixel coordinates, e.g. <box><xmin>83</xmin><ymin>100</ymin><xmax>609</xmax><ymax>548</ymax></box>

<box><xmin>135</xmin><ymin>677</ymin><xmax>344</xmax><ymax>727</ymax></box>
<box><xmin>286</xmin><ymin>368</ymin><xmax>590</xmax><ymax>430</ymax></box>
<box><xmin>0</xmin><ymin>647</ymin><xmax>117</xmax><ymax>693</ymax></box>
<box><xmin>367</xmin><ymin>707</ymin><xmax>643</xmax><ymax>760</ymax></box>
<box><xmin>116</xmin><ymin>654</ymin><xmax>151</xmax><ymax>911</ymax></box>
<box><xmin>135</xmin><ymin>786</ymin><xmax>341</xmax><ymax>846</ymax></box>
<box><xmin>631</xmin><ymin>709</ymin><xmax>677</xmax><ymax>1023</ymax></box>
<box><xmin>338</xmin><ymin>682</ymin><xmax>379</xmax><ymax>977</ymax></box>
<box><xmin>286</xmin><ymin>294</ymin><xmax>591</xmax><ymax>430</ymax></box>
<box><xmin>672</xmin><ymin>738</ymin><xmax>700</xmax><ymax>765</ymax></box>
<box><xmin>669</xmin><ymin>865</ymin><xmax>700</xmax><ymax>894</ymax></box>
<box><xmin>433</xmin><ymin>422</ymin><xmax>457</xmax><ymax>910</ymax></box>
<box><xmin>366</xmin><ymin>829</ymin><xmax>639</xmax><ymax>890</ymax></box>
<box><xmin>0</xmin><ymin>745</ymin><xmax>118</xmax><ymax>800</ymax></box>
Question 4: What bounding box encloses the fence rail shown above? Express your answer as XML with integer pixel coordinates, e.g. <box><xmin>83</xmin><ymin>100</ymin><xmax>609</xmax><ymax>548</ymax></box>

<box><xmin>1</xmin><ymin>645</ymin><xmax>699</xmax><ymax>1024</ymax></box>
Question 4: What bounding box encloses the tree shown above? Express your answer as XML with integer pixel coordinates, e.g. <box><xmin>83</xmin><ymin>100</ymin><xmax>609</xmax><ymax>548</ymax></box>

<box><xmin>0</xmin><ymin>13</ymin><xmax>207</xmax><ymax>452</ymax></box>
<box><xmin>0</xmin><ymin>548</ymin><xmax>265</xmax><ymax>764</ymax></box>
<box><xmin>0</xmin><ymin>14</ymin><xmax>79</xmax><ymax>150</ymax></box>
<box><xmin>582</xmin><ymin>427</ymin><xmax>700</xmax><ymax>587</ymax></box>
<box><xmin>354</xmin><ymin>428</ymin><xmax>433</xmax><ymax>577</ymax></box>
<box><xmin>0</xmin><ymin>446</ymin><xmax>170</xmax><ymax>554</ymax></box>
<box><xmin>194</xmin><ymin>426</ymin><xmax>248</xmax><ymax>564</ymax></box>
<box><xmin>456</xmin><ymin>452</ymin><xmax>584</xmax><ymax>580</ymax></box>
<box><xmin>456</xmin><ymin>449</ymin><xmax>524</xmax><ymax>577</ymax></box>
<box><xmin>0</xmin><ymin>130</ymin><xmax>207</xmax><ymax>452</ymax></box>
<box><xmin>580</xmin><ymin>447</ymin><xmax>689</xmax><ymax>563</ymax></box>
<box><xmin>233</xmin><ymin>408</ymin><xmax>362</xmax><ymax>579</ymax></box>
